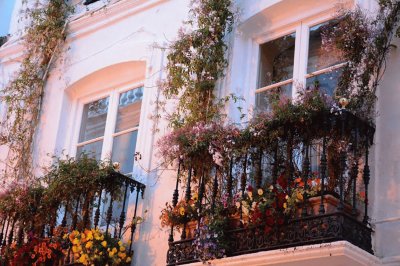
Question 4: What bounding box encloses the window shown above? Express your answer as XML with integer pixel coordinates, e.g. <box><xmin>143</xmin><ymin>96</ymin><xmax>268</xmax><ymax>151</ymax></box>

<box><xmin>77</xmin><ymin>86</ymin><xmax>143</xmax><ymax>175</ymax></box>
<box><xmin>256</xmin><ymin>20</ymin><xmax>343</xmax><ymax>111</ymax></box>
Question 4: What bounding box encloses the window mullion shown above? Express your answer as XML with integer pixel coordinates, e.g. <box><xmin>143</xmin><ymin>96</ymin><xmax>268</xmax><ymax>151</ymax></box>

<box><xmin>295</xmin><ymin>23</ymin><xmax>310</xmax><ymax>99</ymax></box>
<box><xmin>292</xmin><ymin>23</ymin><xmax>303</xmax><ymax>99</ymax></box>
<box><xmin>101</xmin><ymin>91</ymin><xmax>118</xmax><ymax>161</ymax></box>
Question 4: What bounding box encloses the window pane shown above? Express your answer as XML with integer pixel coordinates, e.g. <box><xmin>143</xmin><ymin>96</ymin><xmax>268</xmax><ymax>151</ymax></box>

<box><xmin>255</xmin><ymin>84</ymin><xmax>292</xmax><ymax>113</ymax></box>
<box><xmin>115</xmin><ymin>87</ymin><xmax>143</xmax><ymax>133</ymax></box>
<box><xmin>307</xmin><ymin>22</ymin><xmax>342</xmax><ymax>73</ymax></box>
<box><xmin>76</xmin><ymin>140</ymin><xmax>103</xmax><ymax>161</ymax></box>
<box><xmin>306</xmin><ymin>68</ymin><xmax>342</xmax><ymax>96</ymax></box>
<box><xmin>258</xmin><ymin>33</ymin><xmax>295</xmax><ymax>88</ymax></box>
<box><xmin>111</xmin><ymin>131</ymin><xmax>138</xmax><ymax>174</ymax></box>
<box><xmin>79</xmin><ymin>97</ymin><xmax>109</xmax><ymax>142</ymax></box>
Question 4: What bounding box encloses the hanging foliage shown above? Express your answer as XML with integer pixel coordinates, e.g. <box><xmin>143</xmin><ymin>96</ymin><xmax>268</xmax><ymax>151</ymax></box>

<box><xmin>161</xmin><ymin>0</ymin><xmax>235</xmax><ymax>128</ymax></box>
<box><xmin>0</xmin><ymin>0</ymin><xmax>71</xmax><ymax>180</ymax></box>
<box><xmin>322</xmin><ymin>0</ymin><xmax>400</xmax><ymax>119</ymax></box>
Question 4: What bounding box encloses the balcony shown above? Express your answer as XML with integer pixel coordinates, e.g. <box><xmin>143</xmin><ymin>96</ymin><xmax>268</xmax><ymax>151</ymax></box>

<box><xmin>0</xmin><ymin>168</ymin><xmax>145</xmax><ymax>265</ymax></box>
<box><xmin>165</xmin><ymin>108</ymin><xmax>375</xmax><ymax>265</ymax></box>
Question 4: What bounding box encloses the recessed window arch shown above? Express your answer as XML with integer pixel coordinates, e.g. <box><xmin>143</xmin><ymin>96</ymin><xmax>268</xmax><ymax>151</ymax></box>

<box><xmin>67</xmin><ymin>61</ymin><xmax>146</xmax><ymax>176</ymax></box>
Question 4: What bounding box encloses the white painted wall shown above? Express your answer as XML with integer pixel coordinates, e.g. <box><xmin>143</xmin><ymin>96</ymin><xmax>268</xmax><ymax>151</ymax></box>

<box><xmin>1</xmin><ymin>0</ymin><xmax>400</xmax><ymax>265</ymax></box>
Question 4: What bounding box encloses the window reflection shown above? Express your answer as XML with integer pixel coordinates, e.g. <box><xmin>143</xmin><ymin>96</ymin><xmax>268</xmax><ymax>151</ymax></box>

<box><xmin>258</xmin><ymin>33</ymin><xmax>296</xmax><ymax>88</ymax></box>
<box><xmin>79</xmin><ymin>97</ymin><xmax>109</xmax><ymax>142</ymax></box>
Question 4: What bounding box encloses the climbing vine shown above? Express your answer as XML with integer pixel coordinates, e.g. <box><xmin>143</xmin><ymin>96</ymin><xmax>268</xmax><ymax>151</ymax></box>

<box><xmin>161</xmin><ymin>0</ymin><xmax>235</xmax><ymax>128</ymax></box>
<box><xmin>0</xmin><ymin>0</ymin><xmax>71</xmax><ymax>180</ymax></box>
<box><xmin>322</xmin><ymin>0</ymin><xmax>400</xmax><ymax>119</ymax></box>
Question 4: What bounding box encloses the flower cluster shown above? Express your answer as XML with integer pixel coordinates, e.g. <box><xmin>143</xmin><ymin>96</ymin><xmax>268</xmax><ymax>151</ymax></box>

<box><xmin>157</xmin><ymin>121</ymin><xmax>240</xmax><ymax>170</ymax></box>
<box><xmin>66</xmin><ymin>228</ymin><xmax>131</xmax><ymax>266</ymax></box>
<box><xmin>160</xmin><ymin>198</ymin><xmax>199</xmax><ymax>229</ymax></box>
<box><xmin>193</xmin><ymin>218</ymin><xmax>226</xmax><ymax>263</ymax></box>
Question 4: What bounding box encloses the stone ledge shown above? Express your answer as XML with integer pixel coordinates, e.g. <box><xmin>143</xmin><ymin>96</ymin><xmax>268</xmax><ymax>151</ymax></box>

<box><xmin>184</xmin><ymin>241</ymin><xmax>381</xmax><ymax>266</ymax></box>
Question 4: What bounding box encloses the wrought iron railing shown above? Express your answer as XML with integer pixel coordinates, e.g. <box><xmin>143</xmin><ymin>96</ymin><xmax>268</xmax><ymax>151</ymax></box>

<box><xmin>0</xmin><ymin>172</ymin><xmax>145</xmax><ymax>265</ymax></box>
<box><xmin>166</xmin><ymin>109</ymin><xmax>374</xmax><ymax>265</ymax></box>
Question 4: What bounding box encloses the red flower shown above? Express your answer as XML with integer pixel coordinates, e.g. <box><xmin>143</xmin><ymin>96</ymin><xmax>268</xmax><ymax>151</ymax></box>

<box><xmin>266</xmin><ymin>217</ymin><xmax>274</xmax><ymax>226</ymax></box>
<box><xmin>247</xmin><ymin>185</ymin><xmax>253</xmax><ymax>192</ymax></box>
<box><xmin>264</xmin><ymin>226</ymin><xmax>272</xmax><ymax>234</ymax></box>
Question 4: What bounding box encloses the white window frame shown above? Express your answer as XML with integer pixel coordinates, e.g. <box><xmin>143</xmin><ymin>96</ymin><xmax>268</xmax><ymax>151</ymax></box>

<box><xmin>71</xmin><ymin>80</ymin><xmax>144</xmax><ymax>174</ymax></box>
<box><xmin>253</xmin><ymin>13</ymin><xmax>344</xmax><ymax>106</ymax></box>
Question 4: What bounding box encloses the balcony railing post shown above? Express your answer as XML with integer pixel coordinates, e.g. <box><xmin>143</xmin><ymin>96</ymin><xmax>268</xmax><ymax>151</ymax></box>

<box><xmin>255</xmin><ymin>150</ymin><xmax>263</xmax><ymax>189</ymax></box>
<box><xmin>302</xmin><ymin>144</ymin><xmax>310</xmax><ymax>217</ymax></box>
<box><xmin>2</xmin><ymin>215</ymin><xmax>10</xmax><ymax>246</ymax></box>
<box><xmin>94</xmin><ymin>189</ymin><xmax>103</xmax><ymax>229</ymax></box>
<box><xmin>319</xmin><ymin>136</ymin><xmax>327</xmax><ymax>214</ymax></box>
<box><xmin>338</xmin><ymin>111</ymin><xmax>347</xmax><ymax>211</ymax></box>
<box><xmin>240</xmin><ymin>154</ymin><xmax>248</xmax><ymax>225</ymax></box>
<box><xmin>128</xmin><ymin>186</ymin><xmax>140</xmax><ymax>255</ymax></box>
<box><xmin>181</xmin><ymin>167</ymin><xmax>192</xmax><ymax>239</ymax></box>
<box><xmin>363</xmin><ymin>138</ymin><xmax>370</xmax><ymax>224</ymax></box>
<box><xmin>61</xmin><ymin>202</ymin><xmax>68</xmax><ymax>228</ymax></box>
<box><xmin>8</xmin><ymin>216</ymin><xmax>16</xmax><ymax>245</ymax></box>
<box><xmin>351</xmin><ymin>126</ymin><xmax>359</xmax><ymax>216</ymax></box>
<box><xmin>211</xmin><ymin>167</ymin><xmax>218</xmax><ymax>213</ymax></box>
<box><xmin>118</xmin><ymin>179</ymin><xmax>130</xmax><ymax>239</ymax></box>
<box><xmin>105</xmin><ymin>193</ymin><xmax>114</xmax><ymax>235</ymax></box>
<box><xmin>17</xmin><ymin>226</ymin><xmax>23</xmax><ymax>246</ymax></box>
<box><xmin>286</xmin><ymin>130</ymin><xmax>293</xmax><ymax>195</ymax></box>
<box><xmin>72</xmin><ymin>196</ymin><xmax>80</xmax><ymax>230</ymax></box>
<box><xmin>227</xmin><ymin>158</ymin><xmax>234</xmax><ymax>201</ymax></box>
<box><xmin>169</xmin><ymin>160</ymin><xmax>181</xmax><ymax>243</ymax></box>
<box><xmin>0</xmin><ymin>216</ymin><xmax>7</xmax><ymax>246</ymax></box>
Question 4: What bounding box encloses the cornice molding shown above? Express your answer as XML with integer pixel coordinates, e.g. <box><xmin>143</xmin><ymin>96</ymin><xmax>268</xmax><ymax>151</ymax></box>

<box><xmin>67</xmin><ymin>0</ymin><xmax>169</xmax><ymax>40</ymax></box>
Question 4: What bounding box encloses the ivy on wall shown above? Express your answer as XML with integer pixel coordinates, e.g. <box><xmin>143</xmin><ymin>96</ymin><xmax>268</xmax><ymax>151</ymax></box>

<box><xmin>0</xmin><ymin>0</ymin><xmax>71</xmax><ymax>180</ymax></box>
<box><xmin>160</xmin><ymin>0</ymin><xmax>235</xmax><ymax>128</ymax></box>
<box><xmin>323</xmin><ymin>0</ymin><xmax>400</xmax><ymax>119</ymax></box>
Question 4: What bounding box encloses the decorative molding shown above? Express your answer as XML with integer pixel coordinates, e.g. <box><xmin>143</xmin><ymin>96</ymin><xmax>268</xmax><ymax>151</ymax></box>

<box><xmin>67</xmin><ymin>0</ymin><xmax>169</xmax><ymax>40</ymax></box>
<box><xmin>184</xmin><ymin>241</ymin><xmax>381</xmax><ymax>266</ymax></box>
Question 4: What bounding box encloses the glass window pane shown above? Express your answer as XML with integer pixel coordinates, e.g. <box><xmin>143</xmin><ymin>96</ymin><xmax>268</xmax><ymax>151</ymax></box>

<box><xmin>255</xmin><ymin>84</ymin><xmax>292</xmax><ymax>113</ymax></box>
<box><xmin>79</xmin><ymin>97</ymin><xmax>109</xmax><ymax>142</ymax></box>
<box><xmin>307</xmin><ymin>22</ymin><xmax>342</xmax><ymax>73</ymax></box>
<box><xmin>258</xmin><ymin>33</ymin><xmax>295</xmax><ymax>88</ymax></box>
<box><xmin>115</xmin><ymin>87</ymin><xmax>143</xmax><ymax>133</ymax></box>
<box><xmin>111</xmin><ymin>131</ymin><xmax>138</xmax><ymax>174</ymax></box>
<box><xmin>76</xmin><ymin>140</ymin><xmax>103</xmax><ymax>161</ymax></box>
<box><xmin>306</xmin><ymin>68</ymin><xmax>343</xmax><ymax>96</ymax></box>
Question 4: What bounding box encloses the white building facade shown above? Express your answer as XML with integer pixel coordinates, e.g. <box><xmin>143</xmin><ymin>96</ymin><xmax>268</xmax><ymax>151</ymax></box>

<box><xmin>0</xmin><ymin>0</ymin><xmax>400</xmax><ymax>265</ymax></box>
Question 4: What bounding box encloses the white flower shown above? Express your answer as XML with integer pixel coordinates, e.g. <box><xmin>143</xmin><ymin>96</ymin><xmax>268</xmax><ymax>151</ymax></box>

<box><xmin>113</xmin><ymin>162</ymin><xmax>120</xmax><ymax>171</ymax></box>
<box><xmin>257</xmin><ymin>189</ymin><xmax>263</xmax><ymax>196</ymax></box>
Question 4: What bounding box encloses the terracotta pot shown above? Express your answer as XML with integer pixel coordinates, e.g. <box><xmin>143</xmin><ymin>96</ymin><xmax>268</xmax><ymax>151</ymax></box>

<box><xmin>296</xmin><ymin>194</ymin><xmax>361</xmax><ymax>218</ymax></box>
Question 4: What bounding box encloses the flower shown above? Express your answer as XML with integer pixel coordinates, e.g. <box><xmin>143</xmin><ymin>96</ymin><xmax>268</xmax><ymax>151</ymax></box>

<box><xmin>101</xmin><ymin>241</ymin><xmax>107</xmax><ymax>247</ymax></box>
<box><xmin>257</xmin><ymin>188</ymin><xmax>263</xmax><ymax>196</ymax></box>
<box><xmin>179</xmin><ymin>207</ymin><xmax>185</xmax><ymax>215</ymax></box>
<box><xmin>113</xmin><ymin>162</ymin><xmax>121</xmax><ymax>171</ymax></box>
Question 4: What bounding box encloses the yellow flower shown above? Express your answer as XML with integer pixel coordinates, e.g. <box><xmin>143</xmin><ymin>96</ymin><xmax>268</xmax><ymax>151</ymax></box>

<box><xmin>72</xmin><ymin>239</ymin><xmax>80</xmax><ymax>245</ymax></box>
<box><xmin>257</xmin><ymin>189</ymin><xmax>263</xmax><ymax>196</ymax></box>
<box><xmin>72</xmin><ymin>246</ymin><xmax>79</xmax><ymax>253</ymax></box>
<box><xmin>101</xmin><ymin>241</ymin><xmax>107</xmax><ymax>247</ymax></box>
<box><xmin>126</xmin><ymin>257</ymin><xmax>132</xmax><ymax>263</ymax></box>
<box><xmin>296</xmin><ymin>192</ymin><xmax>304</xmax><ymax>201</ymax></box>
<box><xmin>118</xmin><ymin>252</ymin><xmax>127</xmax><ymax>259</ymax></box>
<box><xmin>192</xmin><ymin>193</ymin><xmax>198</xmax><ymax>201</ymax></box>
<box><xmin>85</xmin><ymin>229</ymin><xmax>93</xmax><ymax>240</ymax></box>
<box><xmin>120</xmin><ymin>246</ymin><xmax>126</xmax><ymax>252</ymax></box>
<box><xmin>85</xmin><ymin>241</ymin><xmax>93</xmax><ymax>249</ymax></box>
<box><xmin>179</xmin><ymin>207</ymin><xmax>185</xmax><ymax>216</ymax></box>
<box><xmin>283</xmin><ymin>203</ymin><xmax>287</xmax><ymax>209</ymax></box>
<box><xmin>112</xmin><ymin>247</ymin><xmax>118</xmax><ymax>253</ymax></box>
<box><xmin>109</xmin><ymin>251</ymin><xmax>115</xmax><ymax>257</ymax></box>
